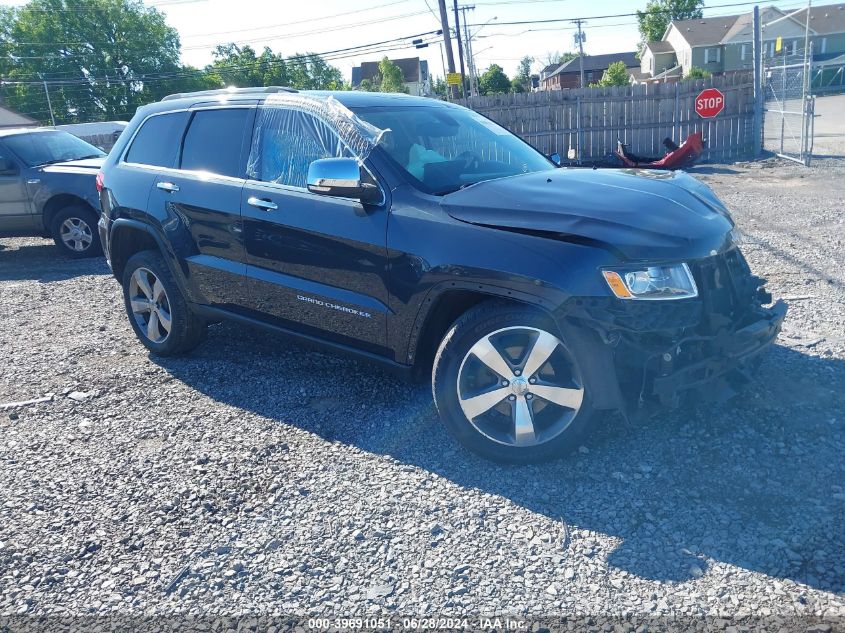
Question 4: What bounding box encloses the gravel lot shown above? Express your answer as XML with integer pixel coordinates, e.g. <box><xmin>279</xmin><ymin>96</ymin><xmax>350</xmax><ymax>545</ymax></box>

<box><xmin>1</xmin><ymin>158</ymin><xmax>843</xmax><ymax>630</ymax></box>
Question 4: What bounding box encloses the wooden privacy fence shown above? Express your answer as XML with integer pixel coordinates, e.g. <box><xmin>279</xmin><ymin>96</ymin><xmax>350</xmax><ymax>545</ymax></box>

<box><xmin>460</xmin><ymin>73</ymin><xmax>756</xmax><ymax>163</ymax></box>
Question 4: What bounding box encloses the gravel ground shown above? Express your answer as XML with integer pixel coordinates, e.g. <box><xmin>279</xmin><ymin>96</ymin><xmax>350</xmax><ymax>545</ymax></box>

<box><xmin>0</xmin><ymin>158</ymin><xmax>843</xmax><ymax>630</ymax></box>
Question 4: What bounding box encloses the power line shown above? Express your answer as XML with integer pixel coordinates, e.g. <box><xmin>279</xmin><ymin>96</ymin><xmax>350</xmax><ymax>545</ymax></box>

<box><xmin>2</xmin><ymin>30</ymin><xmax>444</xmax><ymax>85</ymax></box>
<box><xmin>463</xmin><ymin>0</ymin><xmax>789</xmax><ymax>27</ymax></box>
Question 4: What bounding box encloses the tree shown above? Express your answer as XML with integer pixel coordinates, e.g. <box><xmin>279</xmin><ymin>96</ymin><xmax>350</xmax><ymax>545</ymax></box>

<box><xmin>0</xmin><ymin>0</ymin><xmax>191</xmax><ymax>124</ymax></box>
<box><xmin>637</xmin><ymin>0</ymin><xmax>704</xmax><ymax>50</ymax></box>
<box><xmin>590</xmin><ymin>61</ymin><xmax>631</xmax><ymax>87</ymax></box>
<box><xmin>512</xmin><ymin>55</ymin><xmax>534</xmax><ymax>92</ymax></box>
<box><xmin>432</xmin><ymin>76</ymin><xmax>447</xmax><ymax>98</ymax></box>
<box><xmin>479</xmin><ymin>64</ymin><xmax>511</xmax><ymax>95</ymax></box>
<box><xmin>209</xmin><ymin>44</ymin><xmax>286</xmax><ymax>87</ymax></box>
<box><xmin>377</xmin><ymin>57</ymin><xmax>408</xmax><ymax>93</ymax></box>
<box><xmin>541</xmin><ymin>51</ymin><xmax>577</xmax><ymax>68</ymax></box>
<box><xmin>355</xmin><ymin>58</ymin><xmax>408</xmax><ymax>93</ymax></box>
<box><xmin>684</xmin><ymin>66</ymin><xmax>712</xmax><ymax>80</ymax></box>
<box><xmin>285</xmin><ymin>52</ymin><xmax>344</xmax><ymax>90</ymax></box>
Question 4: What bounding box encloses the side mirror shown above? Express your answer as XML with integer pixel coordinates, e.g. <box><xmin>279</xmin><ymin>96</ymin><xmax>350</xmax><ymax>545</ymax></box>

<box><xmin>0</xmin><ymin>157</ymin><xmax>17</xmax><ymax>175</ymax></box>
<box><xmin>307</xmin><ymin>158</ymin><xmax>381</xmax><ymax>204</ymax></box>
<box><xmin>549</xmin><ymin>152</ymin><xmax>562</xmax><ymax>167</ymax></box>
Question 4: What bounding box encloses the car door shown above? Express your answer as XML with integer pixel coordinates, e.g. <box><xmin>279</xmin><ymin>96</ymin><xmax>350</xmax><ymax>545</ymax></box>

<box><xmin>240</xmin><ymin>105</ymin><xmax>389</xmax><ymax>353</ymax></box>
<box><xmin>144</xmin><ymin>106</ymin><xmax>255</xmax><ymax>308</ymax></box>
<box><xmin>0</xmin><ymin>143</ymin><xmax>35</xmax><ymax>231</ymax></box>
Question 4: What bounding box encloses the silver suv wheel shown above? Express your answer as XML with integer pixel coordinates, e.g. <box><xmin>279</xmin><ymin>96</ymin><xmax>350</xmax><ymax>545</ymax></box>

<box><xmin>59</xmin><ymin>216</ymin><xmax>93</xmax><ymax>252</ymax></box>
<box><xmin>457</xmin><ymin>326</ymin><xmax>584</xmax><ymax>447</ymax></box>
<box><xmin>128</xmin><ymin>267</ymin><xmax>172</xmax><ymax>343</ymax></box>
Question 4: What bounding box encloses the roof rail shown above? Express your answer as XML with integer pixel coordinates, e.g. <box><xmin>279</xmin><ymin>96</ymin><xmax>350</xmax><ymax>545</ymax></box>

<box><xmin>161</xmin><ymin>86</ymin><xmax>298</xmax><ymax>101</ymax></box>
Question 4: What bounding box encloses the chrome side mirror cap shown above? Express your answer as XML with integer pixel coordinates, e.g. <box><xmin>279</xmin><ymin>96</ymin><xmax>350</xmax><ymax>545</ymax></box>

<box><xmin>307</xmin><ymin>158</ymin><xmax>380</xmax><ymax>204</ymax></box>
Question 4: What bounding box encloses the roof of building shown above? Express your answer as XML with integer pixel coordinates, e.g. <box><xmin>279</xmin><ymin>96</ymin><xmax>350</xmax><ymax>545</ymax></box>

<box><xmin>645</xmin><ymin>41</ymin><xmax>676</xmax><ymax>54</ymax></box>
<box><xmin>357</xmin><ymin>57</ymin><xmax>421</xmax><ymax>84</ymax></box>
<box><xmin>669</xmin><ymin>14</ymin><xmax>743</xmax><ymax>47</ymax></box>
<box><xmin>547</xmin><ymin>51</ymin><xmax>639</xmax><ymax>78</ymax></box>
<box><xmin>0</xmin><ymin>105</ymin><xmax>38</xmax><ymax>129</ymax></box>
<box><xmin>791</xmin><ymin>3</ymin><xmax>845</xmax><ymax>35</ymax></box>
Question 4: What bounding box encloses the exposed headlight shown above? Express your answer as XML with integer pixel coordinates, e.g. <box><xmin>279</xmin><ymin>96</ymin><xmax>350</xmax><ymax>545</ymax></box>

<box><xmin>602</xmin><ymin>263</ymin><xmax>698</xmax><ymax>300</ymax></box>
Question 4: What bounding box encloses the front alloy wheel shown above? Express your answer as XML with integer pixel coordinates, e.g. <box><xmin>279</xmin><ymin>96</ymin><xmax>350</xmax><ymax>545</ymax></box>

<box><xmin>59</xmin><ymin>216</ymin><xmax>94</xmax><ymax>253</ymax></box>
<box><xmin>433</xmin><ymin>302</ymin><xmax>595</xmax><ymax>463</ymax></box>
<box><xmin>51</xmin><ymin>205</ymin><xmax>103</xmax><ymax>258</ymax></box>
<box><xmin>457</xmin><ymin>326</ymin><xmax>585</xmax><ymax>447</ymax></box>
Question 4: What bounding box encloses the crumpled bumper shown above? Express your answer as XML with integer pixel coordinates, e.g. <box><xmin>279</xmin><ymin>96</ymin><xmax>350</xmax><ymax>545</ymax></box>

<box><xmin>650</xmin><ymin>300</ymin><xmax>787</xmax><ymax>405</ymax></box>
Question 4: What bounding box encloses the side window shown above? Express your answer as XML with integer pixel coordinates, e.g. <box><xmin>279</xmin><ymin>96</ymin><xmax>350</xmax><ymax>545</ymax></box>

<box><xmin>247</xmin><ymin>108</ymin><xmax>350</xmax><ymax>188</ymax></box>
<box><xmin>181</xmin><ymin>108</ymin><xmax>251</xmax><ymax>178</ymax></box>
<box><xmin>125</xmin><ymin>111</ymin><xmax>189</xmax><ymax>168</ymax></box>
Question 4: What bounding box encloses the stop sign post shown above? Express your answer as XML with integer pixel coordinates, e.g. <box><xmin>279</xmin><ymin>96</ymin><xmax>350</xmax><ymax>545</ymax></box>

<box><xmin>695</xmin><ymin>88</ymin><xmax>725</xmax><ymax>118</ymax></box>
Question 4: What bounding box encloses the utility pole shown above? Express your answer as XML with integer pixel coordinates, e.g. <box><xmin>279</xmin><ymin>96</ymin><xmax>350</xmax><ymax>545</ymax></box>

<box><xmin>459</xmin><ymin>5</ymin><xmax>476</xmax><ymax>97</ymax></box>
<box><xmin>573</xmin><ymin>19</ymin><xmax>587</xmax><ymax>88</ymax></box>
<box><xmin>438</xmin><ymin>42</ymin><xmax>450</xmax><ymax>101</ymax></box>
<box><xmin>42</xmin><ymin>80</ymin><xmax>56</xmax><ymax>127</ymax></box>
<box><xmin>437</xmin><ymin>0</ymin><xmax>458</xmax><ymax>99</ymax></box>
<box><xmin>453</xmin><ymin>0</ymin><xmax>468</xmax><ymax>99</ymax></box>
<box><xmin>752</xmin><ymin>5</ymin><xmax>763</xmax><ymax>158</ymax></box>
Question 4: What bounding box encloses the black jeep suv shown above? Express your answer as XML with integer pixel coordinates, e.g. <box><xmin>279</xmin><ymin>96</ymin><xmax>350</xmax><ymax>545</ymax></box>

<box><xmin>98</xmin><ymin>87</ymin><xmax>786</xmax><ymax>462</ymax></box>
<box><xmin>0</xmin><ymin>128</ymin><xmax>106</xmax><ymax>257</ymax></box>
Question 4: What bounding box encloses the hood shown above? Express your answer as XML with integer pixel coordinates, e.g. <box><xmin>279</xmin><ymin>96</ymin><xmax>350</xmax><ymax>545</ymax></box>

<box><xmin>440</xmin><ymin>168</ymin><xmax>735</xmax><ymax>261</ymax></box>
<box><xmin>39</xmin><ymin>157</ymin><xmax>105</xmax><ymax>174</ymax></box>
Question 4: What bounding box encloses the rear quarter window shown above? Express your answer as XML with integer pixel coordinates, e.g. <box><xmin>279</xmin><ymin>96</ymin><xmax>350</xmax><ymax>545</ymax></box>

<box><xmin>124</xmin><ymin>111</ymin><xmax>189</xmax><ymax>168</ymax></box>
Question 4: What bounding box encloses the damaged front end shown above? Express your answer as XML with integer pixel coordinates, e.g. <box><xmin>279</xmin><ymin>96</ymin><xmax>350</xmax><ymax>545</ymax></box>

<box><xmin>572</xmin><ymin>248</ymin><xmax>787</xmax><ymax>413</ymax></box>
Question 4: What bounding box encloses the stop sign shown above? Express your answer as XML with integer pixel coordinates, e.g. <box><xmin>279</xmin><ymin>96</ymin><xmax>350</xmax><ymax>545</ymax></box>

<box><xmin>695</xmin><ymin>88</ymin><xmax>725</xmax><ymax>118</ymax></box>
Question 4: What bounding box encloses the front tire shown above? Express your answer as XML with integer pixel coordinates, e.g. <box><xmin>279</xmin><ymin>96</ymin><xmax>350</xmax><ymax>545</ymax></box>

<box><xmin>51</xmin><ymin>205</ymin><xmax>102</xmax><ymax>258</ymax></box>
<box><xmin>121</xmin><ymin>250</ymin><xmax>206</xmax><ymax>356</ymax></box>
<box><xmin>433</xmin><ymin>302</ymin><xmax>595</xmax><ymax>463</ymax></box>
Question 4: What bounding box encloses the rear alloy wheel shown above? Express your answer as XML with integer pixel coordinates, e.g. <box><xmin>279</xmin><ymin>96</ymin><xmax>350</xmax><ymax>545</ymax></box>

<box><xmin>51</xmin><ymin>205</ymin><xmax>102</xmax><ymax>258</ymax></box>
<box><xmin>121</xmin><ymin>250</ymin><xmax>206</xmax><ymax>356</ymax></box>
<box><xmin>433</xmin><ymin>302</ymin><xmax>594</xmax><ymax>463</ymax></box>
<box><xmin>128</xmin><ymin>267</ymin><xmax>173</xmax><ymax>344</ymax></box>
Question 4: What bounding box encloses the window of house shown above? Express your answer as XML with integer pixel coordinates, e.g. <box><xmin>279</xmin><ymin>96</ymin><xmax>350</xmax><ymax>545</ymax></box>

<box><xmin>180</xmin><ymin>108</ymin><xmax>251</xmax><ymax>178</ymax></box>
<box><xmin>704</xmin><ymin>47</ymin><xmax>721</xmax><ymax>64</ymax></box>
<box><xmin>741</xmin><ymin>44</ymin><xmax>748</xmax><ymax>62</ymax></box>
<box><xmin>247</xmin><ymin>108</ymin><xmax>351</xmax><ymax>188</ymax></box>
<box><xmin>791</xmin><ymin>40</ymin><xmax>798</xmax><ymax>55</ymax></box>
<box><xmin>821</xmin><ymin>37</ymin><xmax>828</xmax><ymax>54</ymax></box>
<box><xmin>125</xmin><ymin>111</ymin><xmax>189</xmax><ymax>168</ymax></box>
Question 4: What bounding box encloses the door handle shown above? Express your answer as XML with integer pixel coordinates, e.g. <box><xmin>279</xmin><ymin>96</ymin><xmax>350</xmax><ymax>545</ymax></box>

<box><xmin>247</xmin><ymin>196</ymin><xmax>278</xmax><ymax>211</ymax></box>
<box><xmin>156</xmin><ymin>181</ymin><xmax>179</xmax><ymax>192</ymax></box>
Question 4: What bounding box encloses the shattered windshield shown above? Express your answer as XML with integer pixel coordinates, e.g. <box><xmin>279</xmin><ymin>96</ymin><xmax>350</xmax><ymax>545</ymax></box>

<box><xmin>351</xmin><ymin>104</ymin><xmax>555</xmax><ymax>195</ymax></box>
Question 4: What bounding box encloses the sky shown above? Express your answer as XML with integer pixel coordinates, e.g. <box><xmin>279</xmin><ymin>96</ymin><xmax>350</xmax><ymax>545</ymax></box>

<box><xmin>4</xmin><ymin>0</ymin><xmax>822</xmax><ymax>80</ymax></box>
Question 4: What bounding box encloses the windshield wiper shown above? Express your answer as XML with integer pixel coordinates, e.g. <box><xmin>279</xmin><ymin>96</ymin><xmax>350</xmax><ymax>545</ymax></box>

<box><xmin>435</xmin><ymin>181</ymin><xmax>482</xmax><ymax>196</ymax></box>
<box><xmin>36</xmin><ymin>154</ymin><xmax>103</xmax><ymax>166</ymax></box>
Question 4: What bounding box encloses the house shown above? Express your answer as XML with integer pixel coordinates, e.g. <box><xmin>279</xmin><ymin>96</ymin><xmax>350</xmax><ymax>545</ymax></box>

<box><xmin>540</xmin><ymin>52</ymin><xmax>639</xmax><ymax>90</ymax></box>
<box><xmin>638</xmin><ymin>3</ymin><xmax>845</xmax><ymax>82</ymax></box>
<box><xmin>351</xmin><ymin>57</ymin><xmax>430</xmax><ymax>96</ymax></box>
<box><xmin>0</xmin><ymin>104</ymin><xmax>37</xmax><ymax>129</ymax></box>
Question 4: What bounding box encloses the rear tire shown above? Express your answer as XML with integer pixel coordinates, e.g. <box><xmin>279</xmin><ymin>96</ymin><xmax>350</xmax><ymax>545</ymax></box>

<box><xmin>51</xmin><ymin>205</ymin><xmax>102</xmax><ymax>258</ymax></box>
<box><xmin>121</xmin><ymin>250</ymin><xmax>206</xmax><ymax>356</ymax></box>
<box><xmin>433</xmin><ymin>301</ymin><xmax>595</xmax><ymax>463</ymax></box>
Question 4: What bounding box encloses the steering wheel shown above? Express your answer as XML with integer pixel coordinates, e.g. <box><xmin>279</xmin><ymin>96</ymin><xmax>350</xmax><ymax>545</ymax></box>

<box><xmin>456</xmin><ymin>150</ymin><xmax>481</xmax><ymax>171</ymax></box>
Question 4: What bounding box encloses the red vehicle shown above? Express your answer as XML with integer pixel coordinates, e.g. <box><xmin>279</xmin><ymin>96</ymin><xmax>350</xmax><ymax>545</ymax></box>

<box><xmin>615</xmin><ymin>132</ymin><xmax>705</xmax><ymax>170</ymax></box>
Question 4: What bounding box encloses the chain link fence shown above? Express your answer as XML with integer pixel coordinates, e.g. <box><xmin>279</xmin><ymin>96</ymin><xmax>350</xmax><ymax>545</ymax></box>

<box><xmin>763</xmin><ymin>51</ymin><xmax>815</xmax><ymax>165</ymax></box>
